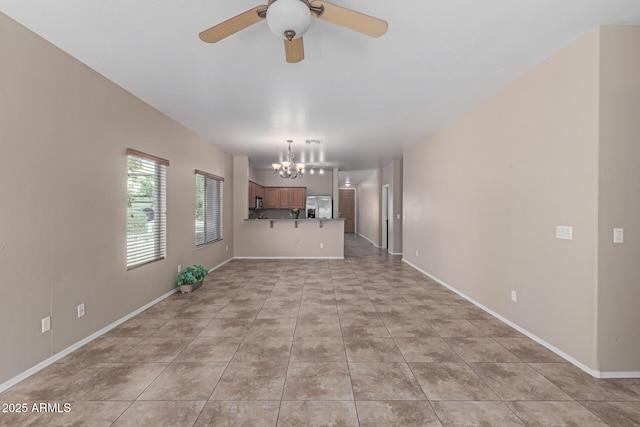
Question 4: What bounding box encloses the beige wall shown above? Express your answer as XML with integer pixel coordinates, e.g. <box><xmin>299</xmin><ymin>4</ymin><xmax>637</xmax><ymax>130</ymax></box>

<box><xmin>235</xmin><ymin>220</ymin><xmax>345</xmax><ymax>258</ymax></box>
<box><xmin>356</xmin><ymin>169</ymin><xmax>382</xmax><ymax>246</ymax></box>
<box><xmin>404</xmin><ymin>29</ymin><xmax>601</xmax><ymax>369</ymax></box>
<box><xmin>248</xmin><ymin>165</ymin><xmax>258</xmax><ymax>182</ymax></box>
<box><xmin>382</xmin><ymin>160</ymin><xmax>403</xmax><ymax>255</ymax></box>
<box><xmin>233</xmin><ymin>156</ymin><xmax>250</xmax><ymax>241</ymax></box>
<box><xmin>0</xmin><ymin>13</ymin><xmax>233</xmax><ymax>385</ymax></box>
<box><xmin>332</xmin><ymin>168</ymin><xmax>340</xmax><ymax>219</ymax></box>
<box><xmin>597</xmin><ymin>27</ymin><xmax>640</xmax><ymax>372</ymax></box>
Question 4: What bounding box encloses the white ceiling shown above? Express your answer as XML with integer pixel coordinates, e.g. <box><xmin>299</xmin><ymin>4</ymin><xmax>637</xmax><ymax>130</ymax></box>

<box><xmin>2</xmin><ymin>1</ymin><xmax>640</xmax><ymax>183</ymax></box>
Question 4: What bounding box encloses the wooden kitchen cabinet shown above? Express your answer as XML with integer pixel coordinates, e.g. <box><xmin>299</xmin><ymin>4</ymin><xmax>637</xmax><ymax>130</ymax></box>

<box><xmin>278</xmin><ymin>188</ymin><xmax>292</xmax><ymax>208</ymax></box>
<box><xmin>265</xmin><ymin>187</ymin><xmax>279</xmax><ymax>208</ymax></box>
<box><xmin>263</xmin><ymin>186</ymin><xmax>306</xmax><ymax>209</ymax></box>
<box><xmin>277</xmin><ymin>187</ymin><xmax>306</xmax><ymax>209</ymax></box>
<box><xmin>248</xmin><ymin>181</ymin><xmax>265</xmax><ymax>209</ymax></box>
<box><xmin>255</xmin><ymin>184</ymin><xmax>264</xmax><ymax>199</ymax></box>
<box><xmin>249</xmin><ymin>182</ymin><xmax>256</xmax><ymax>209</ymax></box>
<box><xmin>290</xmin><ymin>187</ymin><xmax>306</xmax><ymax>209</ymax></box>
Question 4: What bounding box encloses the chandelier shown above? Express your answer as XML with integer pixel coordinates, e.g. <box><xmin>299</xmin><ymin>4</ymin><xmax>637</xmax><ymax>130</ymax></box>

<box><xmin>272</xmin><ymin>140</ymin><xmax>305</xmax><ymax>179</ymax></box>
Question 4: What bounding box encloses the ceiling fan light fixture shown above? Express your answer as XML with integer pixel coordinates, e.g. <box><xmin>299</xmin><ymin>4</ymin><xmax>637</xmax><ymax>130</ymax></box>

<box><xmin>266</xmin><ymin>0</ymin><xmax>311</xmax><ymax>40</ymax></box>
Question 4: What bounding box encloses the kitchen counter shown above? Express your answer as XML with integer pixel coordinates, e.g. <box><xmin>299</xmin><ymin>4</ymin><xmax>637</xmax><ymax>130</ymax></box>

<box><xmin>237</xmin><ymin>217</ymin><xmax>345</xmax><ymax>258</ymax></box>
<box><xmin>245</xmin><ymin>218</ymin><xmax>343</xmax><ymax>221</ymax></box>
<box><xmin>245</xmin><ymin>217</ymin><xmax>344</xmax><ymax>228</ymax></box>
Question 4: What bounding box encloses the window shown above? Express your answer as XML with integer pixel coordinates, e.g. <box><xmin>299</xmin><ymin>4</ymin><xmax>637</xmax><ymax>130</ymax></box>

<box><xmin>195</xmin><ymin>170</ymin><xmax>223</xmax><ymax>247</ymax></box>
<box><xmin>126</xmin><ymin>149</ymin><xmax>168</xmax><ymax>269</ymax></box>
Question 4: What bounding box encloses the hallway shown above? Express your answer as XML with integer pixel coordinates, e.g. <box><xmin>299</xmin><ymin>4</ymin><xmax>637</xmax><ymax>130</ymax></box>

<box><xmin>1</xmin><ymin>235</ymin><xmax>639</xmax><ymax>426</ymax></box>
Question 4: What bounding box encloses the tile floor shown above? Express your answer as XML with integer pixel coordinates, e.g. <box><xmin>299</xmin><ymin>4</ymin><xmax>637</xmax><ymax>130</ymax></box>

<box><xmin>1</xmin><ymin>234</ymin><xmax>640</xmax><ymax>426</ymax></box>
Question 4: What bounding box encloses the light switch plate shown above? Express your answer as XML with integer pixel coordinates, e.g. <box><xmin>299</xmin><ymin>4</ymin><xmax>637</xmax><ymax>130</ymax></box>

<box><xmin>41</xmin><ymin>316</ymin><xmax>50</xmax><ymax>333</ymax></box>
<box><xmin>556</xmin><ymin>226</ymin><xmax>573</xmax><ymax>240</ymax></box>
<box><xmin>614</xmin><ymin>228</ymin><xmax>624</xmax><ymax>243</ymax></box>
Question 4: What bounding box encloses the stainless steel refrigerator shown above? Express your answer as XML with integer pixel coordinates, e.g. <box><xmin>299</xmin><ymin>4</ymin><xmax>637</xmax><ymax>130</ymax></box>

<box><xmin>306</xmin><ymin>196</ymin><xmax>332</xmax><ymax>219</ymax></box>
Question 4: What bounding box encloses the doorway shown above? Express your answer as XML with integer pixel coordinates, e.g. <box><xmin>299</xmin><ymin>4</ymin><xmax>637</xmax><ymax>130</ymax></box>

<box><xmin>382</xmin><ymin>184</ymin><xmax>389</xmax><ymax>250</ymax></box>
<box><xmin>339</xmin><ymin>189</ymin><xmax>355</xmax><ymax>233</ymax></box>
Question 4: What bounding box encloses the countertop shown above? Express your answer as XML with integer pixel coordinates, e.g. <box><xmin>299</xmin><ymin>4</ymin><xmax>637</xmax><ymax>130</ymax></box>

<box><xmin>245</xmin><ymin>218</ymin><xmax>344</xmax><ymax>221</ymax></box>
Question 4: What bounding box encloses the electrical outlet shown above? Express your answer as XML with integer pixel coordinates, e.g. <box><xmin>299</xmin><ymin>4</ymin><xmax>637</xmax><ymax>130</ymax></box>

<box><xmin>415</xmin><ymin>250</ymin><xmax>419</xmax><ymax>257</ymax></box>
<box><xmin>511</xmin><ymin>290</ymin><xmax>517</xmax><ymax>302</ymax></box>
<box><xmin>320</xmin><ymin>243</ymin><xmax>324</xmax><ymax>249</ymax></box>
<box><xmin>41</xmin><ymin>316</ymin><xmax>50</xmax><ymax>333</ymax></box>
<box><xmin>178</xmin><ymin>264</ymin><xmax>181</xmax><ymax>273</ymax></box>
<box><xmin>556</xmin><ymin>226</ymin><xmax>573</xmax><ymax>240</ymax></box>
<box><xmin>226</xmin><ymin>245</ymin><xmax>229</xmax><ymax>252</ymax></box>
<box><xmin>77</xmin><ymin>303</ymin><xmax>85</xmax><ymax>318</ymax></box>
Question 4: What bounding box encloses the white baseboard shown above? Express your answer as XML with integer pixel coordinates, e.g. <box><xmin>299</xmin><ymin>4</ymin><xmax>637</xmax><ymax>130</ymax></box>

<box><xmin>0</xmin><ymin>257</ymin><xmax>234</xmax><ymax>394</ymax></box>
<box><xmin>388</xmin><ymin>251</ymin><xmax>403</xmax><ymax>256</ymax></box>
<box><xmin>234</xmin><ymin>256</ymin><xmax>344</xmax><ymax>260</ymax></box>
<box><xmin>0</xmin><ymin>287</ymin><xmax>177</xmax><ymax>394</ymax></box>
<box><xmin>356</xmin><ymin>232</ymin><xmax>381</xmax><ymax>248</ymax></box>
<box><xmin>598</xmin><ymin>370</ymin><xmax>640</xmax><ymax>379</ymax></box>
<box><xmin>401</xmin><ymin>258</ymin><xmax>629</xmax><ymax>379</ymax></box>
<box><xmin>207</xmin><ymin>257</ymin><xmax>233</xmax><ymax>273</ymax></box>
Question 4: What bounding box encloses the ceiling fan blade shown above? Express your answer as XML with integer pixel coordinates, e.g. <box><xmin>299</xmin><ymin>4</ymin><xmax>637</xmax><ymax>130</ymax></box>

<box><xmin>285</xmin><ymin>37</ymin><xmax>305</xmax><ymax>63</ymax></box>
<box><xmin>311</xmin><ymin>1</ymin><xmax>388</xmax><ymax>38</ymax></box>
<box><xmin>199</xmin><ymin>5</ymin><xmax>267</xmax><ymax>43</ymax></box>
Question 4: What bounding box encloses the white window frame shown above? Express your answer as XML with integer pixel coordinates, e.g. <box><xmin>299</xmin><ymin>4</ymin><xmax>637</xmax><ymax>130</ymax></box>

<box><xmin>195</xmin><ymin>169</ymin><xmax>223</xmax><ymax>248</ymax></box>
<box><xmin>126</xmin><ymin>149</ymin><xmax>168</xmax><ymax>270</ymax></box>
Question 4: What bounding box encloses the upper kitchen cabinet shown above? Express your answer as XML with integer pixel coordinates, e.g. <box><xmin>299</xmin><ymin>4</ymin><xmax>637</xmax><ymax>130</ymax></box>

<box><xmin>279</xmin><ymin>187</ymin><xmax>306</xmax><ymax>209</ymax></box>
<box><xmin>279</xmin><ymin>187</ymin><xmax>292</xmax><ymax>208</ymax></box>
<box><xmin>263</xmin><ymin>186</ymin><xmax>306</xmax><ymax>209</ymax></box>
<box><xmin>248</xmin><ymin>181</ymin><xmax>265</xmax><ymax>209</ymax></box>
<box><xmin>290</xmin><ymin>187</ymin><xmax>305</xmax><ymax>209</ymax></box>
<box><xmin>265</xmin><ymin>187</ymin><xmax>279</xmax><ymax>208</ymax></box>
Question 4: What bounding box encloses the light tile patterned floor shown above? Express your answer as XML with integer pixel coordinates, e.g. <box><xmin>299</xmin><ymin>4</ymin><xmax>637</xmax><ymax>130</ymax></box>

<box><xmin>1</xmin><ymin>234</ymin><xmax>639</xmax><ymax>426</ymax></box>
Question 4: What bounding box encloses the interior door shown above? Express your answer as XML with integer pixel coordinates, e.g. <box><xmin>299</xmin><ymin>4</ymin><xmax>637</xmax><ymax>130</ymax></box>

<box><xmin>339</xmin><ymin>189</ymin><xmax>355</xmax><ymax>233</ymax></box>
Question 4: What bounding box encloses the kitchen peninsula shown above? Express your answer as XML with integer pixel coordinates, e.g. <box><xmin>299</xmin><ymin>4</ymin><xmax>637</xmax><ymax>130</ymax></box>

<box><xmin>239</xmin><ymin>217</ymin><xmax>345</xmax><ymax>259</ymax></box>
<box><xmin>234</xmin><ymin>156</ymin><xmax>343</xmax><ymax>259</ymax></box>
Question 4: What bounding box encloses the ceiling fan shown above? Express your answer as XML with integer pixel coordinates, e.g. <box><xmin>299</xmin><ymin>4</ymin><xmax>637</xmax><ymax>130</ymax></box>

<box><xmin>199</xmin><ymin>0</ymin><xmax>388</xmax><ymax>63</ymax></box>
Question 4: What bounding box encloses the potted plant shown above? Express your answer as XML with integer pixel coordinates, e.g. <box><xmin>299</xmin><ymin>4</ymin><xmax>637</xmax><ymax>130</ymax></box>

<box><xmin>291</xmin><ymin>208</ymin><xmax>300</xmax><ymax>219</ymax></box>
<box><xmin>176</xmin><ymin>264</ymin><xmax>209</xmax><ymax>293</ymax></box>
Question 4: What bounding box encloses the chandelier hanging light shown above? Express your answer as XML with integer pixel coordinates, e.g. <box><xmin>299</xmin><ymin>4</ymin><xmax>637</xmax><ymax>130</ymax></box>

<box><xmin>272</xmin><ymin>140</ymin><xmax>305</xmax><ymax>179</ymax></box>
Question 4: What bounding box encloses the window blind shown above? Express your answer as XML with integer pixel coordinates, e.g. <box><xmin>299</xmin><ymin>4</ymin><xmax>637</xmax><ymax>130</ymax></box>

<box><xmin>195</xmin><ymin>170</ymin><xmax>223</xmax><ymax>247</ymax></box>
<box><xmin>126</xmin><ymin>150</ymin><xmax>168</xmax><ymax>269</ymax></box>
